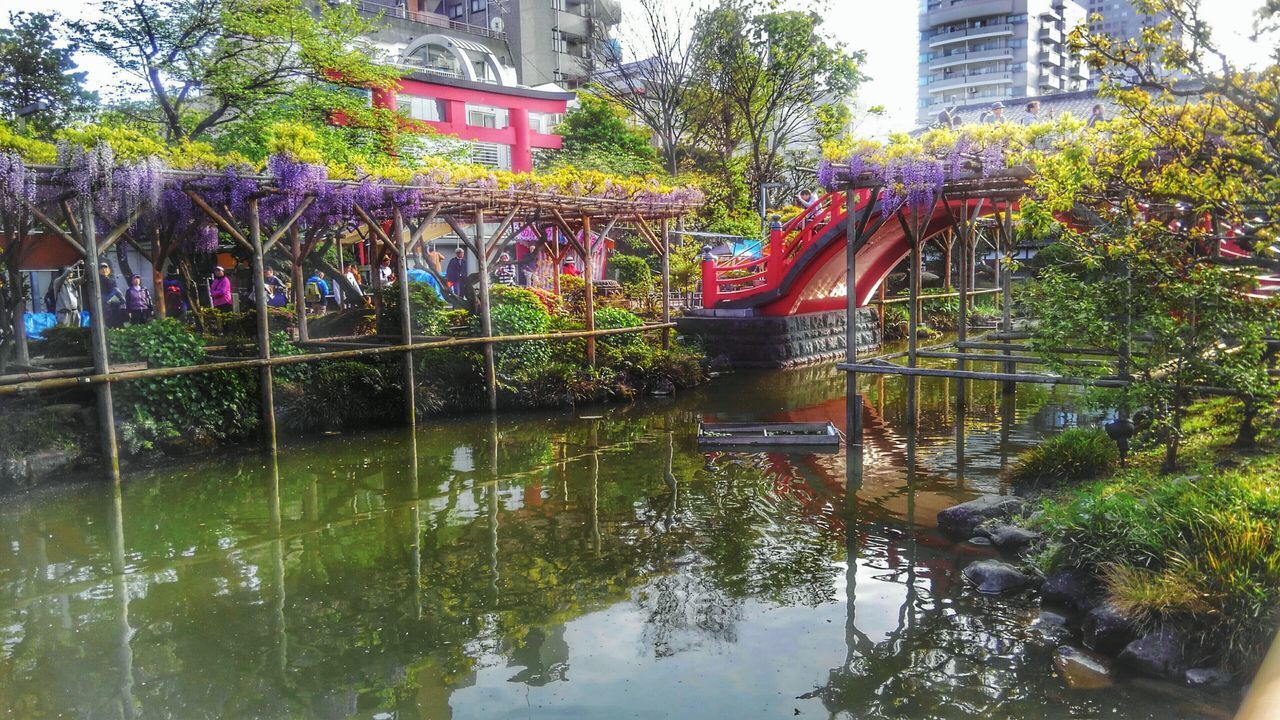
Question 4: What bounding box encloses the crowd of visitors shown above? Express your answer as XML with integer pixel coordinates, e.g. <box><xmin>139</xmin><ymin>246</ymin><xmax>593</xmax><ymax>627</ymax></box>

<box><xmin>934</xmin><ymin>100</ymin><xmax>1106</xmax><ymax>129</ymax></box>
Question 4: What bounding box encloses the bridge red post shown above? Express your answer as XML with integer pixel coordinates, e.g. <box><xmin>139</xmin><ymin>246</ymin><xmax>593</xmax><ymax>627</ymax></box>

<box><xmin>767</xmin><ymin>216</ymin><xmax>785</xmax><ymax>286</ymax></box>
<box><xmin>700</xmin><ymin>247</ymin><xmax>718</xmax><ymax>308</ymax></box>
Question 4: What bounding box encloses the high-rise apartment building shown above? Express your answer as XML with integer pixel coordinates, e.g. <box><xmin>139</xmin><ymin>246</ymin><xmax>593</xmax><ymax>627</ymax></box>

<box><xmin>917</xmin><ymin>0</ymin><xmax>1090</xmax><ymax>125</ymax></box>
<box><xmin>426</xmin><ymin>0</ymin><xmax>622</xmax><ymax>88</ymax></box>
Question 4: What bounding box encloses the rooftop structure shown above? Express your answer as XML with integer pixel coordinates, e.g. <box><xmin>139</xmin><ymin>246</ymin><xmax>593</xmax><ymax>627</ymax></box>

<box><xmin>918</xmin><ymin>0</ymin><xmax>1091</xmax><ymax>126</ymax></box>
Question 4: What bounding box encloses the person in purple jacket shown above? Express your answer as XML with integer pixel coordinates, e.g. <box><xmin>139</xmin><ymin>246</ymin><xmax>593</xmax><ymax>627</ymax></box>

<box><xmin>124</xmin><ymin>274</ymin><xmax>154</xmax><ymax>324</ymax></box>
<box><xmin>210</xmin><ymin>266</ymin><xmax>233</xmax><ymax>311</ymax></box>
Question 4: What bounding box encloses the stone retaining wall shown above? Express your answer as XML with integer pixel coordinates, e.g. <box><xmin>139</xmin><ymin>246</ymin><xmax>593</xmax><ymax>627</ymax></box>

<box><xmin>677</xmin><ymin>308</ymin><xmax>880</xmax><ymax>368</ymax></box>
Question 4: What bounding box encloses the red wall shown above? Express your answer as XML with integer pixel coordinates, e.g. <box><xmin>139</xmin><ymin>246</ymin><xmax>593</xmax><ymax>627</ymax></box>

<box><xmin>378</xmin><ymin>78</ymin><xmax>568</xmax><ymax>173</ymax></box>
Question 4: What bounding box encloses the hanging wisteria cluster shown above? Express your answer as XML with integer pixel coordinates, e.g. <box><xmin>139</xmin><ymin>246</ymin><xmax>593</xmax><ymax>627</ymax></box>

<box><xmin>817</xmin><ymin>126</ymin><xmax>1034</xmax><ymax>214</ymax></box>
<box><xmin>0</xmin><ymin>139</ymin><xmax>704</xmax><ymax>261</ymax></box>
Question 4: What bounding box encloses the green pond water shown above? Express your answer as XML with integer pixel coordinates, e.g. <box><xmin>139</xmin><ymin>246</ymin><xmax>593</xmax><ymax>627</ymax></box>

<box><xmin>0</xmin><ymin>365</ymin><xmax>1235</xmax><ymax>719</ymax></box>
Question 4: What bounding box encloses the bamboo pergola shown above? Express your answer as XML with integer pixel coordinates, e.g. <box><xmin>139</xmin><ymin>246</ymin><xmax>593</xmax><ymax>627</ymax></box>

<box><xmin>3</xmin><ymin>167</ymin><xmax>700</xmax><ymax>480</ymax></box>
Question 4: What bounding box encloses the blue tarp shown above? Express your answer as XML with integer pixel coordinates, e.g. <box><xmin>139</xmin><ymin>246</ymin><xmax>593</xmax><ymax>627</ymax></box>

<box><xmin>406</xmin><ymin>269</ymin><xmax>444</xmax><ymax>299</ymax></box>
<box><xmin>24</xmin><ymin>312</ymin><xmax>89</xmax><ymax>340</ymax></box>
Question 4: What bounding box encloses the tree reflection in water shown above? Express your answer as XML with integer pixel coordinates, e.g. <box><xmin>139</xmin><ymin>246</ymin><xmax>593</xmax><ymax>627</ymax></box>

<box><xmin>0</xmin><ymin>367</ymin><xmax>1222</xmax><ymax>719</ymax></box>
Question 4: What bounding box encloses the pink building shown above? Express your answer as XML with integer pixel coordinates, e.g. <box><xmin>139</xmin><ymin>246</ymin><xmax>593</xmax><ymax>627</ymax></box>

<box><xmin>373</xmin><ymin>73</ymin><xmax>572</xmax><ymax>172</ymax></box>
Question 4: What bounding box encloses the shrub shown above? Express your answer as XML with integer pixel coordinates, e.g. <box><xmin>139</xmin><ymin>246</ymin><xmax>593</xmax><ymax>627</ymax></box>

<box><xmin>278</xmin><ymin>359</ymin><xmax>402</xmax><ymax>433</ymax></box>
<box><xmin>377</xmin><ymin>284</ymin><xmax>449</xmax><ymax>336</ymax></box>
<box><xmin>558</xmin><ymin>274</ymin><xmax>585</xmax><ymax>316</ymax></box>
<box><xmin>527</xmin><ymin>287</ymin><xmax>564</xmax><ymax>317</ymax></box>
<box><xmin>201</xmin><ymin>307</ymin><xmax>295</xmax><ymax>337</ymax></box>
<box><xmin>441</xmin><ymin>308</ymin><xmax>473</xmax><ymax>335</ymax></box>
<box><xmin>481</xmin><ymin>302</ymin><xmax>551</xmax><ymax>372</ymax></box>
<box><xmin>1009</xmin><ymin>427</ymin><xmax>1118</xmax><ymax>486</ymax></box>
<box><xmin>37</xmin><ymin>326</ymin><xmax>90</xmax><ymax>358</ymax></box>
<box><xmin>107</xmin><ymin>319</ymin><xmax>257</xmax><ymax>449</ymax></box>
<box><xmin>610</xmin><ymin>254</ymin><xmax>655</xmax><ymax>297</ymax></box>
<box><xmin>594</xmin><ymin>306</ymin><xmax>646</xmax><ymax>356</ymax></box>
<box><xmin>489</xmin><ymin>284</ymin><xmax>546</xmax><ymax>314</ymax></box>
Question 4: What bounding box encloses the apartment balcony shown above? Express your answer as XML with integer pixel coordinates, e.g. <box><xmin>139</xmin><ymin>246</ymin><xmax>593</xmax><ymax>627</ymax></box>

<box><xmin>1070</xmin><ymin>62</ymin><xmax>1090</xmax><ymax>80</ymax></box>
<box><xmin>1038</xmin><ymin>49</ymin><xmax>1059</xmax><ymax>63</ymax></box>
<box><xmin>926</xmin><ymin>70</ymin><xmax>1014</xmax><ymax>93</ymax></box>
<box><xmin>921</xmin><ymin>87</ymin><xmax>1015</xmax><ymax>110</ymax></box>
<box><xmin>355</xmin><ymin>0</ymin><xmax>507</xmax><ymax>40</ymax></box>
<box><xmin>1038</xmin><ymin>25</ymin><xmax>1064</xmax><ymax>44</ymax></box>
<box><xmin>929</xmin><ymin>47</ymin><xmax>1014</xmax><ymax>70</ymax></box>
<box><xmin>927</xmin><ymin>23</ymin><xmax>1014</xmax><ymax>48</ymax></box>
<box><xmin>920</xmin><ymin>0</ymin><xmax>1014</xmax><ymax>29</ymax></box>
<box><xmin>555</xmin><ymin>9</ymin><xmax>591</xmax><ymax>38</ymax></box>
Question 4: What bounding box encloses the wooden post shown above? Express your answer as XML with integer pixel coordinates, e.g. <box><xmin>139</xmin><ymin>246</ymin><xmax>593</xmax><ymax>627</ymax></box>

<box><xmin>957</xmin><ymin>204</ymin><xmax>970</xmax><ymax>369</ymax></box>
<box><xmin>845</xmin><ymin>184</ymin><xmax>862</xmax><ymax>448</ymax></box>
<box><xmin>943</xmin><ymin>232</ymin><xmax>954</xmax><ymax>289</ymax></box>
<box><xmin>660</xmin><ymin>218</ymin><xmax>671</xmax><ymax>350</ymax></box>
<box><xmin>81</xmin><ymin>199</ymin><xmax>121</xmax><ymax>481</ymax></box>
<box><xmin>290</xmin><ymin>227</ymin><xmax>308</xmax><ymax>343</ymax></box>
<box><xmin>394</xmin><ymin>210</ymin><xmax>416</xmax><ymax>423</ymax></box>
<box><xmin>248</xmin><ymin>198</ymin><xmax>277</xmax><ymax>448</ymax></box>
<box><xmin>908</xmin><ymin>211</ymin><xmax>921</xmax><ymax>370</ymax></box>
<box><xmin>581</xmin><ymin>215</ymin><xmax>596</xmax><ymax>367</ymax></box>
<box><xmin>1000</xmin><ymin>206</ymin><xmax>1015</xmax><ymax>391</ymax></box>
<box><xmin>6</xmin><ymin>263</ymin><xmax>30</xmax><ymax>366</ymax></box>
<box><xmin>474</xmin><ymin>209</ymin><xmax>497</xmax><ymax>411</ymax></box>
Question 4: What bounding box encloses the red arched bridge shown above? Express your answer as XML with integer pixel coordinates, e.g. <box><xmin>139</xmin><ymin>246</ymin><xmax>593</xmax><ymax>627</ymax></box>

<box><xmin>699</xmin><ymin>189</ymin><xmax>1280</xmax><ymax>317</ymax></box>
<box><xmin>699</xmin><ymin>190</ymin><xmax>1013</xmax><ymax>316</ymax></box>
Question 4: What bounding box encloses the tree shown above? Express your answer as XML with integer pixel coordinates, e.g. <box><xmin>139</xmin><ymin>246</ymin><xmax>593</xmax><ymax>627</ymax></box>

<box><xmin>689</xmin><ymin>0</ymin><xmax>864</xmax><ymax>201</ymax></box>
<box><xmin>0</xmin><ymin>12</ymin><xmax>97</xmax><ymax>136</ymax></box>
<box><xmin>588</xmin><ymin>0</ymin><xmax>698</xmax><ymax>176</ymax></box>
<box><xmin>71</xmin><ymin>0</ymin><xmax>399</xmax><ymax>143</ymax></box>
<box><xmin>541</xmin><ymin>92</ymin><xmax>660</xmax><ymax>176</ymax></box>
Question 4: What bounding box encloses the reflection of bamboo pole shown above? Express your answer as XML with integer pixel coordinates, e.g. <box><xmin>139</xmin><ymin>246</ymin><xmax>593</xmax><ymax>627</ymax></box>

<box><xmin>267</xmin><ymin>452</ymin><xmax>287</xmax><ymax>676</ymax></box>
<box><xmin>590</xmin><ymin>420</ymin><xmax>600</xmax><ymax>555</ymax></box>
<box><xmin>488</xmin><ymin>484</ymin><xmax>499</xmax><ymax>602</ymax></box>
<box><xmin>663</xmin><ymin>431</ymin><xmax>677</xmax><ymax>530</ymax></box>
<box><xmin>109</xmin><ymin>481</ymin><xmax>136</xmax><ymax>719</ymax></box>
<box><xmin>408</xmin><ymin>430</ymin><xmax>422</xmax><ymax>621</ymax></box>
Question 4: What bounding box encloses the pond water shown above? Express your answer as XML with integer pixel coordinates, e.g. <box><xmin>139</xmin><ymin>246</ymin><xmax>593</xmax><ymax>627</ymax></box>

<box><xmin>0</xmin><ymin>365</ymin><xmax>1235</xmax><ymax>719</ymax></box>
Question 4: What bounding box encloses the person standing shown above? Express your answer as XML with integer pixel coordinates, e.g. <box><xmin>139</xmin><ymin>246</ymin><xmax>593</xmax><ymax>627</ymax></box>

<box><xmin>1021</xmin><ymin>100</ymin><xmax>1042</xmax><ymax>125</ymax></box>
<box><xmin>561</xmin><ymin>256</ymin><xmax>581</xmax><ymax>277</ymax></box>
<box><xmin>210</xmin><ymin>266</ymin><xmax>233</xmax><ymax>311</ymax></box>
<box><xmin>424</xmin><ymin>244</ymin><xmax>445</xmax><ymax>275</ymax></box>
<box><xmin>53</xmin><ymin>268</ymin><xmax>80</xmax><ymax>327</ymax></box>
<box><xmin>344</xmin><ymin>264</ymin><xmax>366</xmax><ymax>307</ymax></box>
<box><xmin>260</xmin><ymin>267</ymin><xmax>288</xmax><ymax>308</ymax></box>
<box><xmin>163</xmin><ymin>270</ymin><xmax>186</xmax><ymax>317</ymax></box>
<box><xmin>378</xmin><ymin>256</ymin><xmax>395</xmax><ymax>287</ymax></box>
<box><xmin>494</xmin><ymin>252</ymin><xmax>517</xmax><ymax>286</ymax></box>
<box><xmin>983</xmin><ymin>101</ymin><xmax>1006</xmax><ymax>123</ymax></box>
<box><xmin>124</xmin><ymin>274</ymin><xmax>153</xmax><ymax>324</ymax></box>
<box><xmin>445</xmin><ymin>248</ymin><xmax>468</xmax><ymax>296</ymax></box>
<box><xmin>1087</xmin><ymin>103</ymin><xmax>1106</xmax><ymax>128</ymax></box>
<box><xmin>305</xmin><ymin>270</ymin><xmax>330</xmax><ymax>316</ymax></box>
<box><xmin>99</xmin><ymin>262</ymin><xmax>125</xmax><ymax>328</ymax></box>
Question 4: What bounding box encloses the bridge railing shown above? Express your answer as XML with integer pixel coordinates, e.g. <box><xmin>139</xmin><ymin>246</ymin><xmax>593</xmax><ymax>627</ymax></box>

<box><xmin>701</xmin><ymin>191</ymin><xmax>853</xmax><ymax>308</ymax></box>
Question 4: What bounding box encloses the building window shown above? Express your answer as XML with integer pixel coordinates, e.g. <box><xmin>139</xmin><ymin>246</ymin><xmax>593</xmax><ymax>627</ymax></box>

<box><xmin>398</xmin><ymin>94</ymin><xmax>446</xmax><ymax>122</ymax></box>
<box><xmin>528</xmin><ymin>112</ymin><xmax>563</xmax><ymax>134</ymax></box>
<box><xmin>470</xmin><ymin>0</ymin><xmax>484</xmax><ymax>12</ymax></box>
<box><xmin>448</xmin><ymin>4</ymin><xmax>464</xmax><ymax>19</ymax></box>
<box><xmin>466</xmin><ymin>105</ymin><xmax>509</xmax><ymax>129</ymax></box>
<box><xmin>552</xmin><ymin>0</ymin><xmax>566</xmax><ymax>10</ymax></box>
<box><xmin>471</xmin><ymin>142</ymin><xmax>512</xmax><ymax>169</ymax></box>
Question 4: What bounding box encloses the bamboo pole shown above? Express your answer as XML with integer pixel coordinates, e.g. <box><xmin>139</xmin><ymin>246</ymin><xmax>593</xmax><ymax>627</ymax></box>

<box><xmin>957</xmin><ymin>203</ymin><xmax>970</xmax><ymax>374</ymax></box>
<box><xmin>846</xmin><ymin>183</ymin><xmax>863</xmax><ymax>448</ymax></box>
<box><xmin>81</xmin><ymin>198</ymin><xmax>121</xmax><ymax>481</ymax></box>
<box><xmin>291</xmin><ymin>226</ymin><xmax>309</xmax><ymax>343</ymax></box>
<box><xmin>248</xmin><ymin>198</ymin><xmax>277</xmax><ymax>448</ymax></box>
<box><xmin>394</xmin><ymin>209</ymin><xmax>416</xmax><ymax>423</ymax></box>
<box><xmin>582</xmin><ymin>214</ymin><xmax>596</xmax><ymax>368</ymax></box>
<box><xmin>1000</xmin><ymin>206</ymin><xmax>1016</xmax><ymax>391</ymax></box>
<box><xmin>908</xmin><ymin>214</ymin><xmax>921</xmax><ymax>369</ymax></box>
<box><xmin>660</xmin><ymin>218</ymin><xmax>671</xmax><ymax>350</ymax></box>
<box><xmin>473</xmin><ymin>208</ymin><xmax>498</xmax><ymax>411</ymax></box>
<box><xmin>0</xmin><ymin>323</ymin><xmax>677</xmax><ymax>395</ymax></box>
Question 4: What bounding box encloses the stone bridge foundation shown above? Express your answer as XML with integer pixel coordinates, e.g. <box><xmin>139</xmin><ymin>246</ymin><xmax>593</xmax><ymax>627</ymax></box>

<box><xmin>677</xmin><ymin>308</ymin><xmax>880</xmax><ymax>369</ymax></box>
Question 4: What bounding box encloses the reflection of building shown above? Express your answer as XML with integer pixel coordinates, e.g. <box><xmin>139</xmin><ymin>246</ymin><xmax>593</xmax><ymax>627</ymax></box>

<box><xmin>354</xmin><ymin>1</ymin><xmax>574</xmax><ymax>171</ymax></box>
<box><xmin>917</xmin><ymin>0</ymin><xmax>1090</xmax><ymax>125</ymax></box>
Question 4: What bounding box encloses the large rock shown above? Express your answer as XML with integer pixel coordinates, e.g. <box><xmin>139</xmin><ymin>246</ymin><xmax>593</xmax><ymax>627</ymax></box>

<box><xmin>988</xmin><ymin>524</ymin><xmax>1040</xmax><ymax>554</ymax></box>
<box><xmin>1041</xmin><ymin>568</ymin><xmax>1099</xmax><ymax>611</ymax></box>
<box><xmin>1118</xmin><ymin>629</ymin><xmax>1187</xmax><ymax>679</ymax></box>
<box><xmin>938</xmin><ymin>496</ymin><xmax>1027</xmax><ymax>538</ymax></box>
<box><xmin>963</xmin><ymin>559</ymin><xmax>1030</xmax><ymax>594</ymax></box>
<box><xmin>1082</xmin><ymin>605</ymin><xmax>1137</xmax><ymax>656</ymax></box>
<box><xmin>1054</xmin><ymin>645</ymin><xmax>1115</xmax><ymax>689</ymax></box>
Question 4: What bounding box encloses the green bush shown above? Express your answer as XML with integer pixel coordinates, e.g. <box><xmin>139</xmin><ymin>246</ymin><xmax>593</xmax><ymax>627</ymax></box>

<box><xmin>610</xmin><ymin>254</ymin><xmax>655</xmax><ymax>297</ymax></box>
<box><xmin>107</xmin><ymin>319</ymin><xmax>257</xmax><ymax>449</ymax></box>
<box><xmin>37</xmin><ymin>326</ymin><xmax>90</xmax><ymax>358</ymax></box>
<box><xmin>489</xmin><ymin>285</ymin><xmax>547</xmax><ymax>315</ymax></box>
<box><xmin>595</xmin><ymin>306</ymin><xmax>646</xmax><ymax>356</ymax></box>
<box><xmin>1009</xmin><ymin>427</ymin><xmax>1118</xmax><ymax>486</ymax></box>
<box><xmin>481</xmin><ymin>302</ymin><xmax>551</xmax><ymax>373</ymax></box>
<box><xmin>278</xmin><ymin>359</ymin><xmax>401</xmax><ymax>433</ymax></box>
<box><xmin>377</xmin><ymin>284</ymin><xmax>448</xmax><ymax>336</ymax></box>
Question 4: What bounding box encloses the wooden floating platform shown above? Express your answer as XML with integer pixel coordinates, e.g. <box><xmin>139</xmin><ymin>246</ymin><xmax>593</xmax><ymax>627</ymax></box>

<box><xmin>698</xmin><ymin>421</ymin><xmax>841</xmax><ymax>451</ymax></box>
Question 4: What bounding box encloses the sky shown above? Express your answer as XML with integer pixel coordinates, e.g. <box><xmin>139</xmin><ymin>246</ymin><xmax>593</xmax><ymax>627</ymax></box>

<box><xmin>0</xmin><ymin>0</ymin><xmax>1273</xmax><ymax>137</ymax></box>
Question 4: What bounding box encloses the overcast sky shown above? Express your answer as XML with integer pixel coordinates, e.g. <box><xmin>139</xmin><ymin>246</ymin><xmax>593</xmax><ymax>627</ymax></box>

<box><xmin>0</xmin><ymin>0</ymin><xmax>1272</xmax><ymax>136</ymax></box>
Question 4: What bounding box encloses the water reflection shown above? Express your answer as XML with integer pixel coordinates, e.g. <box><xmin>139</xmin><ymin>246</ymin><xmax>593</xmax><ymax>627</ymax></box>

<box><xmin>0</xmin><ymin>366</ymin><xmax>1225</xmax><ymax>719</ymax></box>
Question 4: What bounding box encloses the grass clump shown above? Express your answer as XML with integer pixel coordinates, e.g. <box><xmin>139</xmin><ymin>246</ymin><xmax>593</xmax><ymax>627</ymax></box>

<box><xmin>1009</xmin><ymin>427</ymin><xmax>1117</xmax><ymax>485</ymax></box>
<box><xmin>1031</xmin><ymin>398</ymin><xmax>1280</xmax><ymax>675</ymax></box>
